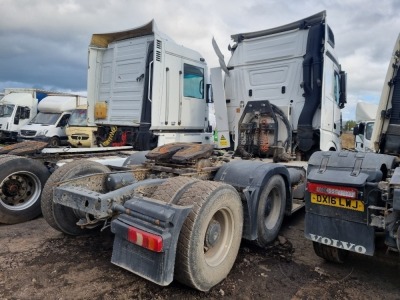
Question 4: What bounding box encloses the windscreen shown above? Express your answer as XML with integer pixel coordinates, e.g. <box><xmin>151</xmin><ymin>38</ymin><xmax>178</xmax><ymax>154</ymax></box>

<box><xmin>0</xmin><ymin>104</ymin><xmax>15</xmax><ymax>117</ymax></box>
<box><xmin>68</xmin><ymin>109</ymin><xmax>87</xmax><ymax>126</ymax></box>
<box><xmin>30</xmin><ymin>112</ymin><xmax>61</xmax><ymax>125</ymax></box>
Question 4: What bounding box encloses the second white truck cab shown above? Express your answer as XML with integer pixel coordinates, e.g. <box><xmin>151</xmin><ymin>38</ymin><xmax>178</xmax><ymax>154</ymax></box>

<box><xmin>353</xmin><ymin>102</ymin><xmax>378</xmax><ymax>152</ymax></box>
<box><xmin>18</xmin><ymin>95</ymin><xmax>87</xmax><ymax>147</ymax></box>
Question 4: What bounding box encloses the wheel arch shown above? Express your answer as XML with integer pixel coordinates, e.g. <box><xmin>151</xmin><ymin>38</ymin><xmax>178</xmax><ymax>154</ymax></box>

<box><xmin>214</xmin><ymin>160</ymin><xmax>291</xmax><ymax>241</ymax></box>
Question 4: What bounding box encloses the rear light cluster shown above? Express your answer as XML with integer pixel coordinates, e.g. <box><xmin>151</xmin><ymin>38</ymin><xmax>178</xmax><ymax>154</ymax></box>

<box><xmin>128</xmin><ymin>226</ymin><xmax>163</xmax><ymax>252</ymax></box>
<box><xmin>307</xmin><ymin>182</ymin><xmax>358</xmax><ymax>199</ymax></box>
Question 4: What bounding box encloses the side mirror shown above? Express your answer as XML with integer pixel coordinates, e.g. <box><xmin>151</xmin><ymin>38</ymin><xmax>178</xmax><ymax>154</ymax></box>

<box><xmin>353</xmin><ymin>126</ymin><xmax>359</xmax><ymax>136</ymax></box>
<box><xmin>14</xmin><ymin>116</ymin><xmax>19</xmax><ymax>125</ymax></box>
<box><xmin>354</xmin><ymin>123</ymin><xmax>365</xmax><ymax>136</ymax></box>
<box><xmin>339</xmin><ymin>71</ymin><xmax>347</xmax><ymax>109</ymax></box>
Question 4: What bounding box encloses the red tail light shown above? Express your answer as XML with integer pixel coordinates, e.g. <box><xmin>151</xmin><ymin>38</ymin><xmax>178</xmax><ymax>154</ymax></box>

<box><xmin>127</xmin><ymin>226</ymin><xmax>163</xmax><ymax>252</ymax></box>
<box><xmin>307</xmin><ymin>182</ymin><xmax>358</xmax><ymax>199</ymax></box>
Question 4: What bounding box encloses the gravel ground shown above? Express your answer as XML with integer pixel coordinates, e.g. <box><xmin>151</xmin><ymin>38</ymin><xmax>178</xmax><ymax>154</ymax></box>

<box><xmin>1</xmin><ymin>210</ymin><xmax>399</xmax><ymax>300</ymax></box>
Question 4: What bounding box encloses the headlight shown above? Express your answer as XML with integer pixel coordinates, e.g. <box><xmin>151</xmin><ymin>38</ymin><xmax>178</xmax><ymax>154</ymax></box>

<box><xmin>37</xmin><ymin>130</ymin><xmax>48</xmax><ymax>136</ymax></box>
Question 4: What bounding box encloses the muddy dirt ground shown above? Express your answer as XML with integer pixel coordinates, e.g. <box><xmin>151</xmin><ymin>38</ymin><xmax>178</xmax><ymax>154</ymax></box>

<box><xmin>1</xmin><ymin>211</ymin><xmax>399</xmax><ymax>300</ymax></box>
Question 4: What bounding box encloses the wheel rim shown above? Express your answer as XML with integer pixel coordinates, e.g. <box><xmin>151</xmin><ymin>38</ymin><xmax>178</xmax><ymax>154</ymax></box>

<box><xmin>0</xmin><ymin>171</ymin><xmax>41</xmax><ymax>211</ymax></box>
<box><xmin>50</xmin><ymin>138</ymin><xmax>59</xmax><ymax>147</ymax></box>
<box><xmin>204</xmin><ymin>207</ymin><xmax>234</xmax><ymax>267</ymax></box>
<box><xmin>264</xmin><ymin>187</ymin><xmax>281</xmax><ymax>230</ymax></box>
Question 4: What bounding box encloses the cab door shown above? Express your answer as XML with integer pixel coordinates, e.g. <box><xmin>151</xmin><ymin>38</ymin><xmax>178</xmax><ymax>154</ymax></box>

<box><xmin>179</xmin><ymin>62</ymin><xmax>207</xmax><ymax>129</ymax></box>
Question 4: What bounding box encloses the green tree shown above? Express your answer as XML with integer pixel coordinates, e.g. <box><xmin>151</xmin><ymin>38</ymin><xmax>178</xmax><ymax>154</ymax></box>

<box><xmin>343</xmin><ymin>120</ymin><xmax>357</xmax><ymax>132</ymax></box>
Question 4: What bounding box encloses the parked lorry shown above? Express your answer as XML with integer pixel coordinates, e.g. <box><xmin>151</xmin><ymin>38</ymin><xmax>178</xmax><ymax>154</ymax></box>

<box><xmin>18</xmin><ymin>95</ymin><xmax>87</xmax><ymax>147</ymax></box>
<box><xmin>305</xmin><ymin>34</ymin><xmax>400</xmax><ymax>261</ymax></box>
<box><xmin>40</xmin><ymin>11</ymin><xmax>346</xmax><ymax>291</ymax></box>
<box><xmin>353</xmin><ymin>102</ymin><xmax>378</xmax><ymax>152</ymax></box>
<box><xmin>0</xmin><ymin>88</ymin><xmax>49</xmax><ymax>142</ymax></box>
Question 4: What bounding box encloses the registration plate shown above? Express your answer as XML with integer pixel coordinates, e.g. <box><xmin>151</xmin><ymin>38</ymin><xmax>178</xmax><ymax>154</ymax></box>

<box><xmin>311</xmin><ymin>193</ymin><xmax>364</xmax><ymax>212</ymax></box>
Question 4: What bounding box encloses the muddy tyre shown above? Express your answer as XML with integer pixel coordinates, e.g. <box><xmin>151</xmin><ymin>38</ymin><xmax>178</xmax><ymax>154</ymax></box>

<box><xmin>255</xmin><ymin>175</ymin><xmax>286</xmax><ymax>247</ymax></box>
<box><xmin>312</xmin><ymin>242</ymin><xmax>348</xmax><ymax>263</ymax></box>
<box><xmin>174</xmin><ymin>181</ymin><xmax>243</xmax><ymax>291</ymax></box>
<box><xmin>151</xmin><ymin>176</ymin><xmax>198</xmax><ymax>203</ymax></box>
<box><xmin>41</xmin><ymin>160</ymin><xmax>110</xmax><ymax>235</ymax></box>
<box><xmin>0</xmin><ymin>156</ymin><xmax>50</xmax><ymax>224</ymax></box>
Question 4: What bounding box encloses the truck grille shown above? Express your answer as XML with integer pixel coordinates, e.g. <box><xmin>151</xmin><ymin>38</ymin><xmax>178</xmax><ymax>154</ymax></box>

<box><xmin>71</xmin><ymin>134</ymin><xmax>89</xmax><ymax>141</ymax></box>
<box><xmin>20</xmin><ymin>130</ymin><xmax>37</xmax><ymax>137</ymax></box>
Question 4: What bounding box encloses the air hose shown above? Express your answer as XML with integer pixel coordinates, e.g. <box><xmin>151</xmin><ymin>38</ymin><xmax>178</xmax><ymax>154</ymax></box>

<box><xmin>101</xmin><ymin>126</ymin><xmax>118</xmax><ymax>147</ymax></box>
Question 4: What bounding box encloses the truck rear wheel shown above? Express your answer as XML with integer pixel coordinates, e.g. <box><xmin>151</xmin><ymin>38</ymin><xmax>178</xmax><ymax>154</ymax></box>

<box><xmin>174</xmin><ymin>181</ymin><xmax>243</xmax><ymax>291</ymax></box>
<box><xmin>0</xmin><ymin>156</ymin><xmax>50</xmax><ymax>224</ymax></box>
<box><xmin>151</xmin><ymin>176</ymin><xmax>198</xmax><ymax>203</ymax></box>
<box><xmin>255</xmin><ymin>175</ymin><xmax>286</xmax><ymax>247</ymax></box>
<box><xmin>312</xmin><ymin>242</ymin><xmax>348</xmax><ymax>263</ymax></box>
<box><xmin>41</xmin><ymin>160</ymin><xmax>110</xmax><ymax>235</ymax></box>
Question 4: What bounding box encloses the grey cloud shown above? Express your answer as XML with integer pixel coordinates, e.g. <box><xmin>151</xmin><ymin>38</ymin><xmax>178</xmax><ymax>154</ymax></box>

<box><xmin>0</xmin><ymin>0</ymin><xmax>399</xmax><ymax>120</ymax></box>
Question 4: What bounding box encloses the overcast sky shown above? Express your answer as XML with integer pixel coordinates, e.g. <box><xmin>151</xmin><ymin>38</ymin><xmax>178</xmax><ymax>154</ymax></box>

<box><xmin>0</xmin><ymin>0</ymin><xmax>399</xmax><ymax>120</ymax></box>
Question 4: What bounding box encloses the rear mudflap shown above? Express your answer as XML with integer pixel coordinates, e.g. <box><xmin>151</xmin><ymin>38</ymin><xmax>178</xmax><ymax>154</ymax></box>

<box><xmin>110</xmin><ymin>197</ymin><xmax>192</xmax><ymax>286</ymax></box>
<box><xmin>305</xmin><ymin>212</ymin><xmax>375</xmax><ymax>255</ymax></box>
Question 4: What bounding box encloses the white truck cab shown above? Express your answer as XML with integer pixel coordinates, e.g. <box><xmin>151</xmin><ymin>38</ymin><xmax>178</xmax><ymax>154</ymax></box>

<box><xmin>0</xmin><ymin>89</ymin><xmax>48</xmax><ymax>142</ymax></box>
<box><xmin>353</xmin><ymin>102</ymin><xmax>377</xmax><ymax>152</ymax></box>
<box><xmin>18</xmin><ymin>95</ymin><xmax>87</xmax><ymax>147</ymax></box>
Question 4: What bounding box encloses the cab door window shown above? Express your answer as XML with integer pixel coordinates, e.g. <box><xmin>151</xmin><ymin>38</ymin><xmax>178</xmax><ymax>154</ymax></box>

<box><xmin>333</xmin><ymin>72</ymin><xmax>341</xmax><ymax>105</ymax></box>
<box><xmin>183</xmin><ymin>64</ymin><xmax>204</xmax><ymax>99</ymax></box>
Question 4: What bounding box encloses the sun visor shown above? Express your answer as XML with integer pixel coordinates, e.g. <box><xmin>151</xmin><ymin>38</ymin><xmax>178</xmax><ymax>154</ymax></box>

<box><xmin>90</xmin><ymin>20</ymin><xmax>155</xmax><ymax>48</ymax></box>
<box><xmin>231</xmin><ymin>11</ymin><xmax>325</xmax><ymax>43</ymax></box>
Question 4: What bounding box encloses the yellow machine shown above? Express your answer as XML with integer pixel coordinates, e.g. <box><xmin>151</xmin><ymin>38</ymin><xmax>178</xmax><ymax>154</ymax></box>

<box><xmin>66</xmin><ymin>106</ymin><xmax>97</xmax><ymax>147</ymax></box>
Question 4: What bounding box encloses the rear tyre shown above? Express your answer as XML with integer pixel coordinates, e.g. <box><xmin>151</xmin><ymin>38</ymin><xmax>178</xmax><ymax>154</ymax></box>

<box><xmin>255</xmin><ymin>175</ymin><xmax>286</xmax><ymax>247</ymax></box>
<box><xmin>174</xmin><ymin>181</ymin><xmax>243</xmax><ymax>291</ymax></box>
<box><xmin>312</xmin><ymin>242</ymin><xmax>348</xmax><ymax>263</ymax></box>
<box><xmin>151</xmin><ymin>177</ymin><xmax>198</xmax><ymax>203</ymax></box>
<box><xmin>0</xmin><ymin>156</ymin><xmax>50</xmax><ymax>224</ymax></box>
<box><xmin>41</xmin><ymin>160</ymin><xmax>110</xmax><ymax>235</ymax></box>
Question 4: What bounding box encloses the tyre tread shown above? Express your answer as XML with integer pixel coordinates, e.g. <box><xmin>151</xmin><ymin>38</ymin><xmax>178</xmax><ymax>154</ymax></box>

<box><xmin>152</xmin><ymin>177</ymin><xmax>197</xmax><ymax>203</ymax></box>
<box><xmin>174</xmin><ymin>181</ymin><xmax>240</xmax><ymax>290</ymax></box>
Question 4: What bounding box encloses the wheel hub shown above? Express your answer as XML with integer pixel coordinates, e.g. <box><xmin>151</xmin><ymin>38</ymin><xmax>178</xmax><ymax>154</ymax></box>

<box><xmin>5</xmin><ymin>180</ymin><xmax>21</xmax><ymax>196</ymax></box>
<box><xmin>0</xmin><ymin>174</ymin><xmax>34</xmax><ymax>208</ymax></box>
<box><xmin>205</xmin><ymin>220</ymin><xmax>221</xmax><ymax>248</ymax></box>
<box><xmin>2</xmin><ymin>177</ymin><xmax>28</xmax><ymax>203</ymax></box>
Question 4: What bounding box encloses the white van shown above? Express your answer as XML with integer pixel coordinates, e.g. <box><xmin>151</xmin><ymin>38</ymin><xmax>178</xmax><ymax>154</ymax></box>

<box><xmin>18</xmin><ymin>95</ymin><xmax>87</xmax><ymax>147</ymax></box>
